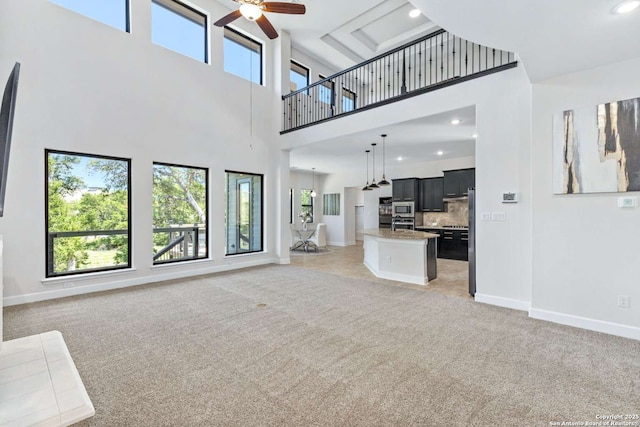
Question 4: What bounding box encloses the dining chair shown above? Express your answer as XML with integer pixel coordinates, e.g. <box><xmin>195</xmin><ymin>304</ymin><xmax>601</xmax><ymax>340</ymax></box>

<box><xmin>309</xmin><ymin>223</ymin><xmax>327</xmax><ymax>251</ymax></box>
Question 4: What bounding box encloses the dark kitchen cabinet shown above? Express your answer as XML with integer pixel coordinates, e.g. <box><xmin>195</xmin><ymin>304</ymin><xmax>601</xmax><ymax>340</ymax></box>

<box><xmin>443</xmin><ymin>168</ymin><xmax>475</xmax><ymax>198</ymax></box>
<box><xmin>392</xmin><ymin>178</ymin><xmax>419</xmax><ymax>202</ymax></box>
<box><xmin>420</xmin><ymin>177</ymin><xmax>444</xmax><ymax>212</ymax></box>
<box><xmin>440</xmin><ymin>229</ymin><xmax>469</xmax><ymax>261</ymax></box>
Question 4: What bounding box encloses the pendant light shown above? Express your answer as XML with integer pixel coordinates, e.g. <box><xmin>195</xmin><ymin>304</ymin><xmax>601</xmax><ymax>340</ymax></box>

<box><xmin>310</xmin><ymin>168</ymin><xmax>317</xmax><ymax>198</ymax></box>
<box><xmin>362</xmin><ymin>150</ymin><xmax>373</xmax><ymax>191</ymax></box>
<box><xmin>369</xmin><ymin>143</ymin><xmax>380</xmax><ymax>189</ymax></box>
<box><xmin>378</xmin><ymin>134</ymin><xmax>390</xmax><ymax>186</ymax></box>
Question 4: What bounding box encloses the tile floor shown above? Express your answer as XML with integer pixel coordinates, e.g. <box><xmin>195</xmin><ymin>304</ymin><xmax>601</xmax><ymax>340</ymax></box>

<box><xmin>290</xmin><ymin>242</ymin><xmax>472</xmax><ymax>299</ymax></box>
<box><xmin>0</xmin><ymin>331</ymin><xmax>94</xmax><ymax>427</ymax></box>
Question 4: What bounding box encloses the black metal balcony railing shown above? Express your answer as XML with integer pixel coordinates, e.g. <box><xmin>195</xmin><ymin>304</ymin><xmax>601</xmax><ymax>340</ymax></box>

<box><xmin>281</xmin><ymin>29</ymin><xmax>517</xmax><ymax>133</ymax></box>
<box><xmin>152</xmin><ymin>226</ymin><xmax>206</xmax><ymax>264</ymax></box>
<box><xmin>47</xmin><ymin>226</ymin><xmax>206</xmax><ymax>276</ymax></box>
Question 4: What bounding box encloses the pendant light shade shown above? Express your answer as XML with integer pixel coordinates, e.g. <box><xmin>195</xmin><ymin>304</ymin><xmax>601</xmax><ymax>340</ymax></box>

<box><xmin>369</xmin><ymin>143</ymin><xmax>380</xmax><ymax>189</ymax></box>
<box><xmin>362</xmin><ymin>150</ymin><xmax>373</xmax><ymax>191</ymax></box>
<box><xmin>378</xmin><ymin>134</ymin><xmax>390</xmax><ymax>186</ymax></box>
<box><xmin>310</xmin><ymin>168</ymin><xmax>317</xmax><ymax>198</ymax></box>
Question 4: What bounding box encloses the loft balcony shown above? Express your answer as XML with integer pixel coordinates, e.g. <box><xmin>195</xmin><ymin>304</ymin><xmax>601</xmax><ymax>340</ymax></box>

<box><xmin>281</xmin><ymin>29</ymin><xmax>517</xmax><ymax>134</ymax></box>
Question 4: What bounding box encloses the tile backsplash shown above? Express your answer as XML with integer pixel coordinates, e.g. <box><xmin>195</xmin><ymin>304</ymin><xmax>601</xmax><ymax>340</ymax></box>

<box><xmin>421</xmin><ymin>200</ymin><xmax>469</xmax><ymax>227</ymax></box>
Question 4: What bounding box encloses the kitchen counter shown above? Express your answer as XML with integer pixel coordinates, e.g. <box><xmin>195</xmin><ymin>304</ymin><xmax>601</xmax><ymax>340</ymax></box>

<box><xmin>363</xmin><ymin>228</ymin><xmax>437</xmax><ymax>285</ymax></box>
<box><xmin>415</xmin><ymin>226</ymin><xmax>468</xmax><ymax>231</ymax></box>
<box><xmin>363</xmin><ymin>228</ymin><xmax>439</xmax><ymax>240</ymax></box>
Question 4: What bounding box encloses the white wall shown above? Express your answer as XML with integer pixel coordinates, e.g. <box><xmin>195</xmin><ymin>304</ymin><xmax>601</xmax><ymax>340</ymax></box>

<box><xmin>281</xmin><ymin>66</ymin><xmax>533</xmax><ymax>309</ymax></box>
<box><xmin>282</xmin><ymin>55</ymin><xmax>640</xmax><ymax>339</ymax></box>
<box><xmin>291</xmin><ymin>47</ymin><xmax>339</xmax><ymax>87</ymax></box>
<box><xmin>0</xmin><ymin>0</ymin><xmax>289</xmax><ymax>303</ymax></box>
<box><xmin>530</xmin><ymin>57</ymin><xmax>640</xmax><ymax>338</ymax></box>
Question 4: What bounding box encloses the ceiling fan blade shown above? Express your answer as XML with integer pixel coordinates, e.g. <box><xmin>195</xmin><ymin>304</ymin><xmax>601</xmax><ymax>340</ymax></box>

<box><xmin>262</xmin><ymin>2</ymin><xmax>306</xmax><ymax>14</ymax></box>
<box><xmin>213</xmin><ymin>9</ymin><xmax>242</xmax><ymax>27</ymax></box>
<box><xmin>256</xmin><ymin>15</ymin><xmax>278</xmax><ymax>39</ymax></box>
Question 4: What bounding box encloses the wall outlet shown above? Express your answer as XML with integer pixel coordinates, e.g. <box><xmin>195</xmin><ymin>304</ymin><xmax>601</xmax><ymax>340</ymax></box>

<box><xmin>617</xmin><ymin>295</ymin><xmax>630</xmax><ymax>308</ymax></box>
<box><xmin>480</xmin><ymin>212</ymin><xmax>491</xmax><ymax>221</ymax></box>
<box><xmin>617</xmin><ymin>197</ymin><xmax>637</xmax><ymax>208</ymax></box>
<box><xmin>63</xmin><ymin>282</ymin><xmax>74</xmax><ymax>289</ymax></box>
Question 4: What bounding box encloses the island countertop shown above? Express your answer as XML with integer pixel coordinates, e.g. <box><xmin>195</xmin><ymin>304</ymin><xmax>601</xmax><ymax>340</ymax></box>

<box><xmin>362</xmin><ymin>228</ymin><xmax>439</xmax><ymax>240</ymax></box>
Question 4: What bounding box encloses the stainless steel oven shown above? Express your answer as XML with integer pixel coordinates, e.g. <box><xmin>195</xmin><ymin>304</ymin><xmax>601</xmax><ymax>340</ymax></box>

<box><xmin>392</xmin><ymin>216</ymin><xmax>415</xmax><ymax>231</ymax></box>
<box><xmin>392</xmin><ymin>201</ymin><xmax>414</xmax><ymax>218</ymax></box>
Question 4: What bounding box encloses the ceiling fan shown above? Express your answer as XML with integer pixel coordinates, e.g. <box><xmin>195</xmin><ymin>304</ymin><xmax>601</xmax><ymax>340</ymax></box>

<box><xmin>214</xmin><ymin>0</ymin><xmax>306</xmax><ymax>40</ymax></box>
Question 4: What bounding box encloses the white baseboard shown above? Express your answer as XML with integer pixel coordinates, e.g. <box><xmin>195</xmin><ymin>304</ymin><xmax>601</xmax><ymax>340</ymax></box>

<box><xmin>3</xmin><ymin>258</ymin><xmax>280</xmax><ymax>307</ymax></box>
<box><xmin>474</xmin><ymin>293</ymin><xmax>530</xmax><ymax>311</ymax></box>
<box><xmin>529</xmin><ymin>308</ymin><xmax>640</xmax><ymax>341</ymax></box>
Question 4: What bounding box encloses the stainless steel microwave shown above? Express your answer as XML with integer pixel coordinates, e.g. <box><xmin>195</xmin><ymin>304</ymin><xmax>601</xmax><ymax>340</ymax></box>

<box><xmin>392</xmin><ymin>202</ymin><xmax>414</xmax><ymax>217</ymax></box>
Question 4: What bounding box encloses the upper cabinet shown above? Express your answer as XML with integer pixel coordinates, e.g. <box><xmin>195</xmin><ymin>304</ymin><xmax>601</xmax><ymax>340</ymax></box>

<box><xmin>392</xmin><ymin>178</ymin><xmax>419</xmax><ymax>202</ymax></box>
<box><xmin>443</xmin><ymin>168</ymin><xmax>475</xmax><ymax>198</ymax></box>
<box><xmin>420</xmin><ymin>177</ymin><xmax>444</xmax><ymax>212</ymax></box>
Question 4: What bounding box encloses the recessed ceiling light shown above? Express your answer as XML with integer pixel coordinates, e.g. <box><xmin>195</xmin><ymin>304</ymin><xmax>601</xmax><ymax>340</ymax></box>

<box><xmin>613</xmin><ymin>0</ymin><xmax>640</xmax><ymax>14</ymax></box>
<box><xmin>397</xmin><ymin>156</ymin><xmax>403</xmax><ymax>161</ymax></box>
<box><xmin>450</xmin><ymin>119</ymin><xmax>461</xmax><ymax>125</ymax></box>
<box><xmin>409</xmin><ymin>9</ymin><xmax>421</xmax><ymax>18</ymax></box>
<box><xmin>472</xmin><ymin>133</ymin><xmax>478</xmax><ymax>138</ymax></box>
<box><xmin>436</xmin><ymin>150</ymin><xmax>444</xmax><ymax>156</ymax></box>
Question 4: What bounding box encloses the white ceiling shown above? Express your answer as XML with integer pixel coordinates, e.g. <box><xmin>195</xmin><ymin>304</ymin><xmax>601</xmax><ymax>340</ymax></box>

<box><xmin>290</xmin><ymin>106</ymin><xmax>476</xmax><ymax>175</ymax></box>
<box><xmin>213</xmin><ymin>0</ymin><xmax>640</xmax><ymax>174</ymax></box>
<box><xmin>411</xmin><ymin>0</ymin><xmax>640</xmax><ymax>82</ymax></box>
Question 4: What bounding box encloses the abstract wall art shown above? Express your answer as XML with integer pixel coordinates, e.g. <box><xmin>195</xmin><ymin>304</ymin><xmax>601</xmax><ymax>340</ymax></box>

<box><xmin>553</xmin><ymin>96</ymin><xmax>640</xmax><ymax>194</ymax></box>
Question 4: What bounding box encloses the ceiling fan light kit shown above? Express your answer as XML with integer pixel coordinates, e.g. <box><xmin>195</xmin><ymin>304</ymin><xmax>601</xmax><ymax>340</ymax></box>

<box><xmin>214</xmin><ymin>0</ymin><xmax>306</xmax><ymax>39</ymax></box>
<box><xmin>239</xmin><ymin>3</ymin><xmax>262</xmax><ymax>20</ymax></box>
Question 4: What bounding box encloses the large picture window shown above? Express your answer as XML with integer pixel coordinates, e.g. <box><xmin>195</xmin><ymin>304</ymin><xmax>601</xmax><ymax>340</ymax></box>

<box><xmin>224</xmin><ymin>27</ymin><xmax>263</xmax><ymax>84</ymax></box>
<box><xmin>290</xmin><ymin>60</ymin><xmax>309</xmax><ymax>93</ymax></box>
<box><xmin>46</xmin><ymin>150</ymin><xmax>131</xmax><ymax>277</ymax></box>
<box><xmin>153</xmin><ymin>163</ymin><xmax>208</xmax><ymax>264</ymax></box>
<box><xmin>49</xmin><ymin>0</ymin><xmax>130</xmax><ymax>32</ymax></box>
<box><xmin>225</xmin><ymin>171</ymin><xmax>263</xmax><ymax>255</ymax></box>
<box><xmin>151</xmin><ymin>0</ymin><xmax>208</xmax><ymax>63</ymax></box>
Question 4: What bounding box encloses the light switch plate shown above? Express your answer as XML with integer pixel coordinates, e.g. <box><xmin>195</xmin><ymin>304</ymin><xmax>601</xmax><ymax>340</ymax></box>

<box><xmin>480</xmin><ymin>212</ymin><xmax>491</xmax><ymax>221</ymax></box>
<box><xmin>491</xmin><ymin>211</ymin><xmax>506</xmax><ymax>221</ymax></box>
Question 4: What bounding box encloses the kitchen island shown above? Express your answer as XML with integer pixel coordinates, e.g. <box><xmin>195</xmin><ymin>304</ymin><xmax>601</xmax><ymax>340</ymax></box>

<box><xmin>363</xmin><ymin>228</ymin><xmax>439</xmax><ymax>285</ymax></box>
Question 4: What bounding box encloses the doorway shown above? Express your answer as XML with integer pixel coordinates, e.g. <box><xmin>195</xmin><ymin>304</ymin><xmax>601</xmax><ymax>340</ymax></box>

<box><xmin>355</xmin><ymin>206</ymin><xmax>364</xmax><ymax>240</ymax></box>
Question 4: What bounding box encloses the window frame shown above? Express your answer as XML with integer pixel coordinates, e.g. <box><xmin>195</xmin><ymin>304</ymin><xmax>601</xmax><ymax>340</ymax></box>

<box><xmin>342</xmin><ymin>86</ymin><xmax>357</xmax><ymax>112</ymax></box>
<box><xmin>151</xmin><ymin>0</ymin><xmax>209</xmax><ymax>63</ymax></box>
<box><xmin>223</xmin><ymin>26</ymin><xmax>264</xmax><ymax>85</ymax></box>
<box><xmin>152</xmin><ymin>161</ymin><xmax>209</xmax><ymax>265</ymax></box>
<box><xmin>289</xmin><ymin>187</ymin><xmax>294</xmax><ymax>224</ymax></box>
<box><xmin>300</xmin><ymin>188</ymin><xmax>314</xmax><ymax>223</ymax></box>
<box><xmin>45</xmin><ymin>149</ymin><xmax>132</xmax><ymax>278</ymax></box>
<box><xmin>318</xmin><ymin>74</ymin><xmax>335</xmax><ymax>105</ymax></box>
<box><xmin>48</xmin><ymin>0</ymin><xmax>131</xmax><ymax>32</ymax></box>
<box><xmin>225</xmin><ymin>170</ymin><xmax>264</xmax><ymax>256</ymax></box>
<box><xmin>290</xmin><ymin>60</ymin><xmax>310</xmax><ymax>94</ymax></box>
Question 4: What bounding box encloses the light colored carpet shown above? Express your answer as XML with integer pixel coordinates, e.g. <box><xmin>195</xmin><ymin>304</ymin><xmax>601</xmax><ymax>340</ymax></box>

<box><xmin>289</xmin><ymin>247</ymin><xmax>333</xmax><ymax>256</ymax></box>
<box><xmin>4</xmin><ymin>265</ymin><xmax>639</xmax><ymax>426</ymax></box>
